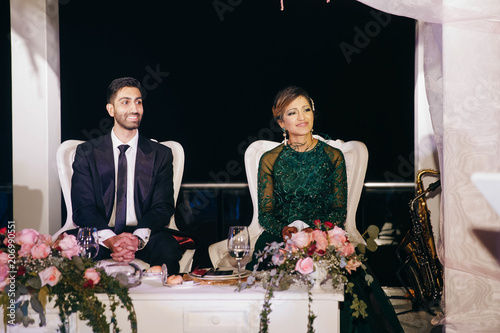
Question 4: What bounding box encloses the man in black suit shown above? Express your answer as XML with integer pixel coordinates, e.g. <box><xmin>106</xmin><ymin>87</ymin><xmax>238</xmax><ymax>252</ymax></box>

<box><xmin>71</xmin><ymin>77</ymin><xmax>183</xmax><ymax>274</ymax></box>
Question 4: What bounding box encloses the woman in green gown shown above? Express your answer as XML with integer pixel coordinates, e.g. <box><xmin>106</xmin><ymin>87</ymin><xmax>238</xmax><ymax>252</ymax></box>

<box><xmin>247</xmin><ymin>86</ymin><xmax>404</xmax><ymax>333</ymax></box>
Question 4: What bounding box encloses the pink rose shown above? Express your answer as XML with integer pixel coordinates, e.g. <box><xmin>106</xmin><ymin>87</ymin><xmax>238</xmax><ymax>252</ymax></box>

<box><xmin>37</xmin><ymin>234</ymin><xmax>53</xmax><ymax>246</ymax></box>
<box><xmin>84</xmin><ymin>268</ymin><xmax>100</xmax><ymax>286</ymax></box>
<box><xmin>327</xmin><ymin>226</ymin><xmax>347</xmax><ymax>247</ymax></box>
<box><xmin>291</xmin><ymin>231</ymin><xmax>313</xmax><ymax>249</ymax></box>
<box><xmin>339</xmin><ymin>242</ymin><xmax>355</xmax><ymax>257</ymax></box>
<box><xmin>295</xmin><ymin>257</ymin><xmax>314</xmax><ymax>275</ymax></box>
<box><xmin>312</xmin><ymin>230</ymin><xmax>328</xmax><ymax>252</ymax></box>
<box><xmin>0</xmin><ymin>251</ymin><xmax>8</xmax><ymax>265</ymax></box>
<box><xmin>3</xmin><ymin>232</ymin><xmax>15</xmax><ymax>247</ymax></box>
<box><xmin>0</xmin><ymin>279</ymin><xmax>8</xmax><ymax>292</ymax></box>
<box><xmin>0</xmin><ymin>264</ymin><xmax>8</xmax><ymax>281</ymax></box>
<box><xmin>31</xmin><ymin>244</ymin><xmax>51</xmax><ymax>259</ymax></box>
<box><xmin>345</xmin><ymin>259</ymin><xmax>362</xmax><ymax>274</ymax></box>
<box><xmin>56</xmin><ymin>233</ymin><xmax>79</xmax><ymax>259</ymax></box>
<box><xmin>16</xmin><ymin>229</ymin><xmax>40</xmax><ymax>245</ymax></box>
<box><xmin>39</xmin><ymin>266</ymin><xmax>61</xmax><ymax>287</ymax></box>
<box><xmin>18</xmin><ymin>243</ymin><xmax>33</xmax><ymax>257</ymax></box>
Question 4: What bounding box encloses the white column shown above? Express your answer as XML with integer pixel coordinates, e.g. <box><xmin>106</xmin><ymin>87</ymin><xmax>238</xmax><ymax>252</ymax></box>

<box><xmin>11</xmin><ymin>0</ymin><xmax>61</xmax><ymax>234</ymax></box>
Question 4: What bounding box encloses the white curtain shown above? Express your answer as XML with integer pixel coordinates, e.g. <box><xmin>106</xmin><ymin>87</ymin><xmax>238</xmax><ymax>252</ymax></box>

<box><xmin>356</xmin><ymin>1</ymin><xmax>500</xmax><ymax>332</ymax></box>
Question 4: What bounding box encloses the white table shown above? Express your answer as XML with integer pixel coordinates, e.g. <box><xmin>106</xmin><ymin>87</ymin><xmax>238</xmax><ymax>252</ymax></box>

<box><xmin>5</xmin><ymin>277</ymin><xmax>343</xmax><ymax>333</ymax></box>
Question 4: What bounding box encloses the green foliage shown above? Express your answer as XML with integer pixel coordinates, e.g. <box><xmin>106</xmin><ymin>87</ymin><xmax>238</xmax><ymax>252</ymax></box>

<box><xmin>361</xmin><ymin>225</ymin><xmax>380</xmax><ymax>252</ymax></box>
<box><xmin>0</xmin><ymin>234</ymin><xmax>137</xmax><ymax>333</ymax></box>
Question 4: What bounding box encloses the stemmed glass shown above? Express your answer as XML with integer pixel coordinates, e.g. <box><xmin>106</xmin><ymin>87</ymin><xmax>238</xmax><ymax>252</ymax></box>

<box><xmin>227</xmin><ymin>226</ymin><xmax>250</xmax><ymax>286</ymax></box>
<box><xmin>77</xmin><ymin>227</ymin><xmax>99</xmax><ymax>259</ymax></box>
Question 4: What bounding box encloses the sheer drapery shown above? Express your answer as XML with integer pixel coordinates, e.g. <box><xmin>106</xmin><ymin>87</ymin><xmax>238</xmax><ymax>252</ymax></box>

<box><xmin>357</xmin><ymin>1</ymin><xmax>500</xmax><ymax>332</ymax></box>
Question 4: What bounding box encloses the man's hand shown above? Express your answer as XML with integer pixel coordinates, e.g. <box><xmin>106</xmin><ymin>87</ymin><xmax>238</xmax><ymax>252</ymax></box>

<box><xmin>103</xmin><ymin>233</ymin><xmax>140</xmax><ymax>262</ymax></box>
<box><xmin>282</xmin><ymin>226</ymin><xmax>298</xmax><ymax>241</ymax></box>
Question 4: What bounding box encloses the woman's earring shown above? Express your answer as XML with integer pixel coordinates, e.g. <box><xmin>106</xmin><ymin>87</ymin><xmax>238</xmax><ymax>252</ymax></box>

<box><xmin>282</xmin><ymin>127</ymin><xmax>287</xmax><ymax>146</ymax></box>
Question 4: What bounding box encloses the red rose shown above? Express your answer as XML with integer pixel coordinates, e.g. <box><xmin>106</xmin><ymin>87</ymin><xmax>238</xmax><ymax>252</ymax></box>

<box><xmin>313</xmin><ymin>220</ymin><xmax>321</xmax><ymax>228</ymax></box>
<box><xmin>83</xmin><ymin>280</ymin><xmax>94</xmax><ymax>288</ymax></box>
<box><xmin>316</xmin><ymin>249</ymin><xmax>326</xmax><ymax>256</ymax></box>
<box><xmin>17</xmin><ymin>266</ymin><xmax>26</xmax><ymax>276</ymax></box>
<box><xmin>307</xmin><ymin>243</ymin><xmax>317</xmax><ymax>256</ymax></box>
<box><xmin>324</xmin><ymin>221</ymin><xmax>334</xmax><ymax>229</ymax></box>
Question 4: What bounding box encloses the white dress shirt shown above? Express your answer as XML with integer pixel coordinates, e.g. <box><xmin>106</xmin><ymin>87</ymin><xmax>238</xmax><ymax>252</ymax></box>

<box><xmin>98</xmin><ymin>129</ymin><xmax>151</xmax><ymax>247</ymax></box>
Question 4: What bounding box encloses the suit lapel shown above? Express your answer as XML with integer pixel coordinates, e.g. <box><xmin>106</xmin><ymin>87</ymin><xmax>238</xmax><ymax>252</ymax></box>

<box><xmin>135</xmin><ymin>136</ymin><xmax>155</xmax><ymax>218</ymax></box>
<box><xmin>94</xmin><ymin>134</ymin><xmax>115</xmax><ymax>220</ymax></box>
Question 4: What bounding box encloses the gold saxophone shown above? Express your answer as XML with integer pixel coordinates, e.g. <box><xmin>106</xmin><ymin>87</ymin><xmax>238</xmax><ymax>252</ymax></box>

<box><xmin>397</xmin><ymin>169</ymin><xmax>443</xmax><ymax>302</ymax></box>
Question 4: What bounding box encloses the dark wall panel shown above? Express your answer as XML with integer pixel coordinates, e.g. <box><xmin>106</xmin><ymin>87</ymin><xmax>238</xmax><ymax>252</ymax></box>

<box><xmin>1</xmin><ymin>0</ymin><xmax>12</xmax><ymax>225</ymax></box>
<box><xmin>57</xmin><ymin>0</ymin><xmax>415</xmax><ymax>183</ymax></box>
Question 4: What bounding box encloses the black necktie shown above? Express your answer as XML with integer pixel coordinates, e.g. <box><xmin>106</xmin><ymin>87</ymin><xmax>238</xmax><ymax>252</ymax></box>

<box><xmin>115</xmin><ymin>144</ymin><xmax>129</xmax><ymax>234</ymax></box>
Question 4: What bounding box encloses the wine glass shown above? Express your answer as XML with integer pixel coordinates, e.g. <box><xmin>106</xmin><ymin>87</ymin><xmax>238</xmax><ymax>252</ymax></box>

<box><xmin>161</xmin><ymin>264</ymin><xmax>169</xmax><ymax>285</ymax></box>
<box><xmin>227</xmin><ymin>226</ymin><xmax>250</xmax><ymax>286</ymax></box>
<box><xmin>77</xmin><ymin>227</ymin><xmax>99</xmax><ymax>259</ymax></box>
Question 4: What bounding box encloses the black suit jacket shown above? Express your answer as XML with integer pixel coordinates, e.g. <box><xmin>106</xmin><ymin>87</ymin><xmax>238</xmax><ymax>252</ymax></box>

<box><xmin>71</xmin><ymin>133</ymin><xmax>175</xmax><ymax>234</ymax></box>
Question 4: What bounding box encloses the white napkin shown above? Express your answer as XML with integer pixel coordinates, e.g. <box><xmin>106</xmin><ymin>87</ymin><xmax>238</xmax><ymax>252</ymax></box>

<box><xmin>288</xmin><ymin>220</ymin><xmax>309</xmax><ymax>232</ymax></box>
<box><xmin>97</xmin><ymin>258</ymin><xmax>150</xmax><ymax>271</ymax></box>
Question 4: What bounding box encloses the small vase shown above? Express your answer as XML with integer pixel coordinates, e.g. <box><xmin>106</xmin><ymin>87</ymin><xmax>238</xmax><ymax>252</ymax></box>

<box><xmin>310</xmin><ymin>263</ymin><xmax>328</xmax><ymax>292</ymax></box>
<box><xmin>104</xmin><ymin>262</ymin><xmax>143</xmax><ymax>288</ymax></box>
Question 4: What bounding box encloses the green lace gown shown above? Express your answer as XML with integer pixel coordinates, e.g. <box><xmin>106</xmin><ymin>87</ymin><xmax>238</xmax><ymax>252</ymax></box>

<box><xmin>247</xmin><ymin>140</ymin><xmax>404</xmax><ymax>333</ymax></box>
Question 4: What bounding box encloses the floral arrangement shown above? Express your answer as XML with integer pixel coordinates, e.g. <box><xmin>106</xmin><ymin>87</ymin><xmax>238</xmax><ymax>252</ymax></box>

<box><xmin>245</xmin><ymin>220</ymin><xmax>377</xmax><ymax>333</ymax></box>
<box><xmin>0</xmin><ymin>227</ymin><xmax>137</xmax><ymax>333</ymax></box>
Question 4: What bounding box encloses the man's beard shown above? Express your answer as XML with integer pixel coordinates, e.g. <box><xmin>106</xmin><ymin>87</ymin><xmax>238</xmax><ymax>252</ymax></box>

<box><xmin>116</xmin><ymin>113</ymin><xmax>142</xmax><ymax>130</ymax></box>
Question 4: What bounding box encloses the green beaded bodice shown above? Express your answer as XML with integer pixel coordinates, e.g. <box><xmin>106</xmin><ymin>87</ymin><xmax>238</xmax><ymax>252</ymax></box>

<box><xmin>258</xmin><ymin>140</ymin><xmax>347</xmax><ymax>237</ymax></box>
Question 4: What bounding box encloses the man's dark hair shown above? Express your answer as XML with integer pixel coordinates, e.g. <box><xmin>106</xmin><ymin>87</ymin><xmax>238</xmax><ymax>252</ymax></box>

<box><xmin>106</xmin><ymin>77</ymin><xmax>143</xmax><ymax>104</ymax></box>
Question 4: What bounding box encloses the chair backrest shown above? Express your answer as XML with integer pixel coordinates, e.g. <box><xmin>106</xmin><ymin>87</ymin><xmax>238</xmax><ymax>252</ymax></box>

<box><xmin>161</xmin><ymin>141</ymin><xmax>184</xmax><ymax>230</ymax></box>
<box><xmin>244</xmin><ymin>136</ymin><xmax>368</xmax><ymax>250</ymax></box>
<box><xmin>53</xmin><ymin>139</ymin><xmax>184</xmax><ymax>239</ymax></box>
<box><xmin>54</xmin><ymin>140</ymin><xmax>84</xmax><ymax>239</ymax></box>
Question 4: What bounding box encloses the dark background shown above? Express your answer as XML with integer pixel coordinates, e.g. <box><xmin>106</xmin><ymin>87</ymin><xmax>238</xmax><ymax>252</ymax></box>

<box><xmin>1</xmin><ymin>0</ymin><xmax>415</xmax><ymax>186</ymax></box>
<box><xmin>2</xmin><ymin>0</ymin><xmax>415</xmax><ymax>283</ymax></box>
<box><xmin>1</xmin><ymin>0</ymin><xmax>12</xmax><ymax>225</ymax></box>
<box><xmin>57</xmin><ymin>0</ymin><xmax>415</xmax><ymax>184</ymax></box>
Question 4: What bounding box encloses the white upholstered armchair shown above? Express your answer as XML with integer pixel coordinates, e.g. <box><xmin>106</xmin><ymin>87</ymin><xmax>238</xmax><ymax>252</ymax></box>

<box><xmin>53</xmin><ymin>139</ymin><xmax>195</xmax><ymax>273</ymax></box>
<box><xmin>208</xmin><ymin>136</ymin><xmax>368</xmax><ymax>269</ymax></box>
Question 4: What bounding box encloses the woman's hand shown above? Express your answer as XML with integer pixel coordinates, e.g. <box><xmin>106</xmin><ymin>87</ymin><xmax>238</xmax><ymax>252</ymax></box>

<box><xmin>282</xmin><ymin>226</ymin><xmax>298</xmax><ymax>241</ymax></box>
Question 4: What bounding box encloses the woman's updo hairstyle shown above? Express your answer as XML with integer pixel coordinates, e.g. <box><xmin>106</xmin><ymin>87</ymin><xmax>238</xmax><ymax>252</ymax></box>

<box><xmin>272</xmin><ymin>86</ymin><xmax>314</xmax><ymax>121</ymax></box>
